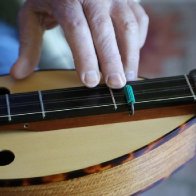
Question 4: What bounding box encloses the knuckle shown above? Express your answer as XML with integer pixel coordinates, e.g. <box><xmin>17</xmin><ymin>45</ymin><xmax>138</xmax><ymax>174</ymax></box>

<box><xmin>53</xmin><ymin>0</ymin><xmax>86</xmax><ymax>29</ymax></box>
<box><xmin>67</xmin><ymin>18</ymin><xmax>85</xmax><ymax>29</ymax></box>
<box><xmin>122</xmin><ymin>20</ymin><xmax>138</xmax><ymax>33</ymax></box>
<box><xmin>92</xmin><ymin>26</ymin><xmax>113</xmax><ymax>46</ymax></box>
<box><xmin>91</xmin><ymin>15</ymin><xmax>109</xmax><ymax>29</ymax></box>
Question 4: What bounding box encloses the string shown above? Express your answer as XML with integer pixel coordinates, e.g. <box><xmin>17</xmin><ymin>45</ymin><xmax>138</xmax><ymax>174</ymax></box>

<box><xmin>0</xmin><ymin>97</ymin><xmax>194</xmax><ymax>119</ymax></box>
<box><xmin>0</xmin><ymin>92</ymin><xmax>193</xmax><ymax>120</ymax></box>
<box><xmin>0</xmin><ymin>104</ymin><xmax>124</xmax><ymax>119</ymax></box>
<box><xmin>0</xmin><ymin>95</ymin><xmax>194</xmax><ymax>119</ymax></box>
<box><xmin>0</xmin><ymin>83</ymin><xmax>193</xmax><ymax>110</ymax></box>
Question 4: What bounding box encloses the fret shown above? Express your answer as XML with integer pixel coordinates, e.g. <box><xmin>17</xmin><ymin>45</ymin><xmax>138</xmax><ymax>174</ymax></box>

<box><xmin>109</xmin><ymin>88</ymin><xmax>118</xmax><ymax>110</ymax></box>
<box><xmin>5</xmin><ymin>94</ymin><xmax>11</xmax><ymax>122</ymax></box>
<box><xmin>38</xmin><ymin>91</ymin><xmax>46</xmax><ymax>119</ymax></box>
<box><xmin>0</xmin><ymin>96</ymin><xmax>8</xmax><ymax>122</ymax></box>
<box><xmin>8</xmin><ymin>93</ymin><xmax>43</xmax><ymax>122</ymax></box>
<box><xmin>184</xmin><ymin>75</ymin><xmax>196</xmax><ymax>101</ymax></box>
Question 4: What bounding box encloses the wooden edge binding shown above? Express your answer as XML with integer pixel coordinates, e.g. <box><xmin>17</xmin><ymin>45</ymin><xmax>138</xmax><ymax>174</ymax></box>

<box><xmin>0</xmin><ymin>104</ymin><xmax>195</xmax><ymax>132</ymax></box>
<box><xmin>0</xmin><ymin>117</ymin><xmax>195</xmax><ymax>189</ymax></box>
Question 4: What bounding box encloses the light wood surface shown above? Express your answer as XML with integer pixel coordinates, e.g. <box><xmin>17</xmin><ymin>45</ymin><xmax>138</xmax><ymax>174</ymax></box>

<box><xmin>0</xmin><ymin>115</ymin><xmax>193</xmax><ymax>179</ymax></box>
<box><xmin>0</xmin><ymin>70</ymin><xmax>82</xmax><ymax>93</ymax></box>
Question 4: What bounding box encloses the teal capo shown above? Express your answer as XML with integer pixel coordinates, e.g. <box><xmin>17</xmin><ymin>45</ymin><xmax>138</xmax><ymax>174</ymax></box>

<box><xmin>124</xmin><ymin>85</ymin><xmax>136</xmax><ymax>115</ymax></box>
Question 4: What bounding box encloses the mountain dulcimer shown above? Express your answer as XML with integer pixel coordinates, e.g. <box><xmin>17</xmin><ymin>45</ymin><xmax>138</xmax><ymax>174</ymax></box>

<box><xmin>0</xmin><ymin>70</ymin><xmax>195</xmax><ymax>196</ymax></box>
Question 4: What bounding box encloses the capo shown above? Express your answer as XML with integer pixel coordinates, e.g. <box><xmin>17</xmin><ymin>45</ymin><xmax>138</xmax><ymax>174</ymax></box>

<box><xmin>124</xmin><ymin>85</ymin><xmax>136</xmax><ymax>115</ymax></box>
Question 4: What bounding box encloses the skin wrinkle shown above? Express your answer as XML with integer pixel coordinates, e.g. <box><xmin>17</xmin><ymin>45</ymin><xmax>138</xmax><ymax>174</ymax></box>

<box><xmin>129</xmin><ymin>1</ymin><xmax>149</xmax><ymax>48</ymax></box>
<box><xmin>82</xmin><ymin>3</ymin><xmax>112</xmax><ymax>51</ymax></box>
<box><xmin>84</xmin><ymin>2</ymin><xmax>124</xmax><ymax>81</ymax></box>
<box><xmin>54</xmin><ymin>1</ymin><xmax>100</xmax><ymax>88</ymax></box>
<box><xmin>11</xmin><ymin>0</ymin><xmax>148</xmax><ymax>89</ymax></box>
<box><xmin>111</xmin><ymin>3</ymin><xmax>140</xmax><ymax>79</ymax></box>
<box><xmin>18</xmin><ymin>12</ymin><xmax>43</xmax><ymax>58</ymax></box>
<box><xmin>25</xmin><ymin>0</ymin><xmax>57</xmax><ymax>30</ymax></box>
<box><xmin>53</xmin><ymin>2</ymin><xmax>82</xmax><ymax>26</ymax></box>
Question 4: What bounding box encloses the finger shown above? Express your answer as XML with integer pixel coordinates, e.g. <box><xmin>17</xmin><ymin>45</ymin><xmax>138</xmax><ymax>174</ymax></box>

<box><xmin>111</xmin><ymin>3</ymin><xmax>140</xmax><ymax>81</ymax></box>
<box><xmin>129</xmin><ymin>1</ymin><xmax>149</xmax><ymax>48</ymax></box>
<box><xmin>10</xmin><ymin>2</ymin><xmax>44</xmax><ymax>79</ymax></box>
<box><xmin>84</xmin><ymin>2</ymin><xmax>126</xmax><ymax>89</ymax></box>
<box><xmin>52</xmin><ymin>1</ymin><xmax>100</xmax><ymax>88</ymax></box>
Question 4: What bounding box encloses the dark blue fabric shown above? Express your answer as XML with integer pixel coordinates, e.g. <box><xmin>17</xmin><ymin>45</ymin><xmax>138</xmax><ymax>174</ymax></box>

<box><xmin>0</xmin><ymin>21</ymin><xmax>19</xmax><ymax>75</ymax></box>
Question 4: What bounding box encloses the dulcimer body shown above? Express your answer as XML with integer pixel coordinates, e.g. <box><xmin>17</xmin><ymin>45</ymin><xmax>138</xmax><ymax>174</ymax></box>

<box><xmin>0</xmin><ymin>70</ymin><xmax>195</xmax><ymax>196</ymax></box>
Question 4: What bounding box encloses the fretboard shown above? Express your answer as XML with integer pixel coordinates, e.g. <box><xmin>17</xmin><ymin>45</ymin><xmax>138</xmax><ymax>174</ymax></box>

<box><xmin>0</xmin><ymin>71</ymin><xmax>196</xmax><ymax>130</ymax></box>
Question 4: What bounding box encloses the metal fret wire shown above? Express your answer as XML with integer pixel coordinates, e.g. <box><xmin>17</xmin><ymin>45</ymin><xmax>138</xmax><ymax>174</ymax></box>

<box><xmin>109</xmin><ymin>88</ymin><xmax>118</xmax><ymax>110</ymax></box>
<box><xmin>38</xmin><ymin>91</ymin><xmax>46</xmax><ymax>119</ymax></box>
<box><xmin>5</xmin><ymin>94</ymin><xmax>11</xmax><ymax>121</ymax></box>
<box><xmin>184</xmin><ymin>74</ymin><xmax>196</xmax><ymax>101</ymax></box>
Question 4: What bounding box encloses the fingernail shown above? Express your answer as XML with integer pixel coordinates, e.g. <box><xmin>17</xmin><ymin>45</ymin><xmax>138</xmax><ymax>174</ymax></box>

<box><xmin>106</xmin><ymin>73</ymin><xmax>126</xmax><ymax>89</ymax></box>
<box><xmin>125</xmin><ymin>71</ymin><xmax>136</xmax><ymax>81</ymax></box>
<box><xmin>83</xmin><ymin>71</ymin><xmax>100</xmax><ymax>87</ymax></box>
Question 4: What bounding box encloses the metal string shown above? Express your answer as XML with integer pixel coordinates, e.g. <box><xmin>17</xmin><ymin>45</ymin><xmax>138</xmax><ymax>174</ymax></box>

<box><xmin>0</xmin><ymin>83</ymin><xmax>193</xmax><ymax>109</ymax></box>
<box><xmin>0</xmin><ymin>85</ymin><xmax>194</xmax><ymax>110</ymax></box>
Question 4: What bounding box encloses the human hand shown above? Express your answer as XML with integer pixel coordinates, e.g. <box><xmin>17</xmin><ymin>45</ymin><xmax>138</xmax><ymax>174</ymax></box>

<box><xmin>11</xmin><ymin>0</ymin><xmax>149</xmax><ymax>89</ymax></box>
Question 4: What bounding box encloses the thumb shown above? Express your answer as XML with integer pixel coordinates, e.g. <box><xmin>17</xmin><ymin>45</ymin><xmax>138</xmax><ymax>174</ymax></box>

<box><xmin>11</xmin><ymin>4</ymin><xmax>44</xmax><ymax>79</ymax></box>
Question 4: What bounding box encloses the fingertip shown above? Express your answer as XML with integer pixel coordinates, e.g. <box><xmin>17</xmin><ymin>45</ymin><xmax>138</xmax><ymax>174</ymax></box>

<box><xmin>10</xmin><ymin>59</ymin><xmax>34</xmax><ymax>80</ymax></box>
<box><xmin>81</xmin><ymin>70</ymin><xmax>101</xmax><ymax>88</ymax></box>
<box><xmin>106</xmin><ymin>73</ymin><xmax>126</xmax><ymax>89</ymax></box>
